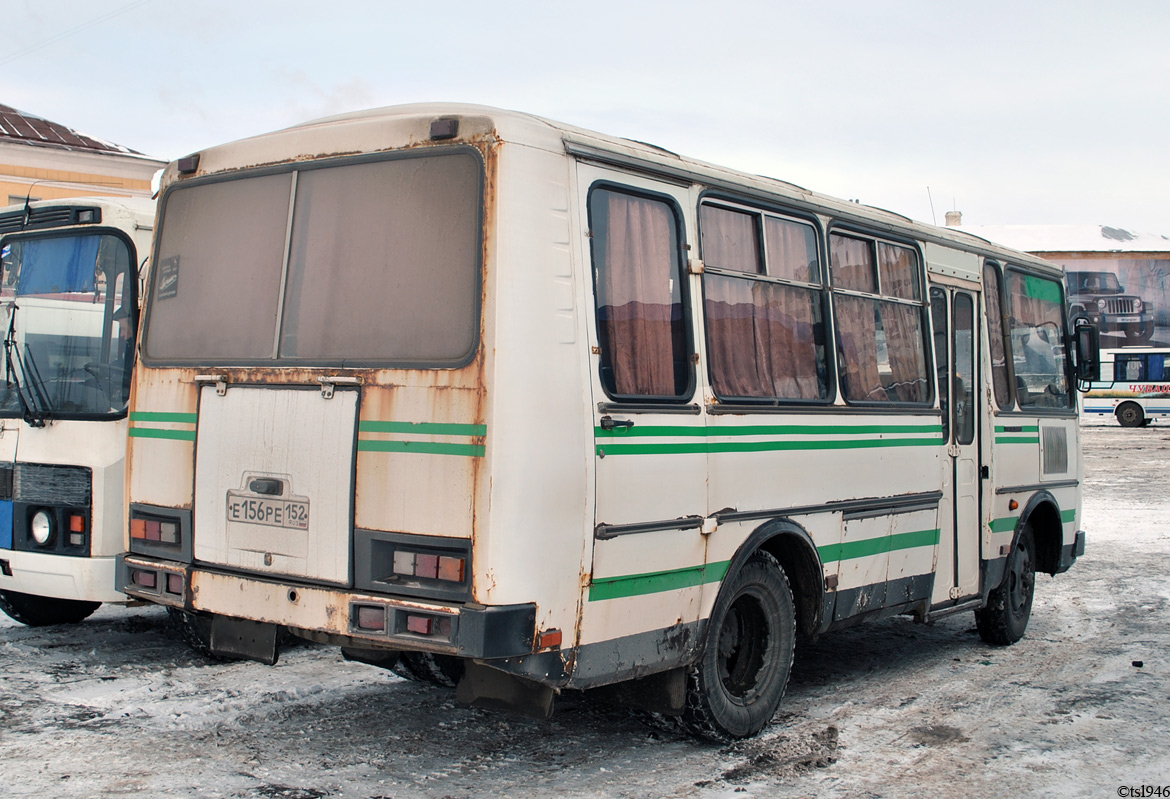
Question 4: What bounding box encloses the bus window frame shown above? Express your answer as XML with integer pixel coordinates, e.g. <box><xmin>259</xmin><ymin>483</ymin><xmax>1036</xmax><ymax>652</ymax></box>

<box><xmin>995</xmin><ymin>263</ymin><xmax>1078</xmax><ymax>417</ymax></box>
<box><xmin>696</xmin><ymin>194</ymin><xmax>836</xmax><ymax>408</ymax></box>
<box><xmin>827</xmin><ymin>225</ymin><xmax>934</xmax><ymax>409</ymax></box>
<box><xmin>0</xmin><ymin>224</ymin><xmax>139</xmax><ymax>422</ymax></box>
<box><xmin>140</xmin><ymin>146</ymin><xmax>487</xmax><ymax>371</ymax></box>
<box><xmin>586</xmin><ymin>180</ymin><xmax>696</xmax><ymax>404</ymax></box>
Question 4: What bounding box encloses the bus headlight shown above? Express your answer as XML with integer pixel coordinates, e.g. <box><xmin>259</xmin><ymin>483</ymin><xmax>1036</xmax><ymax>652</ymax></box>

<box><xmin>30</xmin><ymin>510</ymin><xmax>54</xmax><ymax>546</ymax></box>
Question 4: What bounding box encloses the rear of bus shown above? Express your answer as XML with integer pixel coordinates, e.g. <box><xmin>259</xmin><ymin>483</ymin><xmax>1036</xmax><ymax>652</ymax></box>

<box><xmin>119</xmin><ymin>109</ymin><xmax>573</xmax><ymax>678</ymax></box>
<box><xmin>0</xmin><ymin>198</ymin><xmax>152</xmax><ymax>625</ymax></box>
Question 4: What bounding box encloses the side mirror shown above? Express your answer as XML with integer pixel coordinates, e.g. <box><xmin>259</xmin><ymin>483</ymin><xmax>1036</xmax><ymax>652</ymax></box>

<box><xmin>1073</xmin><ymin>315</ymin><xmax>1100</xmax><ymax>385</ymax></box>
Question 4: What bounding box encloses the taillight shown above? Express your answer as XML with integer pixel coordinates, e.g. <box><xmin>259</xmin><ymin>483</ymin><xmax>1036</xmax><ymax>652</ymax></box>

<box><xmin>393</xmin><ymin>551</ymin><xmax>465</xmax><ymax>583</ymax></box>
<box><xmin>130</xmin><ymin>568</ymin><xmax>158</xmax><ymax>589</ymax></box>
<box><xmin>353</xmin><ymin>604</ymin><xmax>387</xmax><ymax>632</ymax></box>
<box><xmin>130</xmin><ymin>513</ymin><xmax>180</xmax><ymax>545</ymax></box>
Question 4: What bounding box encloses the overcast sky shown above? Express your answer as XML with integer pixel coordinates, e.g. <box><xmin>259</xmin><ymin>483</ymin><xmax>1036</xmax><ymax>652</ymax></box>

<box><xmin>6</xmin><ymin>0</ymin><xmax>1170</xmax><ymax>232</ymax></box>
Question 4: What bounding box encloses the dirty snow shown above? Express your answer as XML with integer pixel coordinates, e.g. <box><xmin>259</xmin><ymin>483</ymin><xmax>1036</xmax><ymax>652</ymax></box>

<box><xmin>2</xmin><ymin>421</ymin><xmax>1169</xmax><ymax>798</ymax></box>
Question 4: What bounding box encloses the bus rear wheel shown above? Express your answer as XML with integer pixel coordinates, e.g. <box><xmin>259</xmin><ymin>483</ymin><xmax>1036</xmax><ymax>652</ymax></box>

<box><xmin>975</xmin><ymin>525</ymin><xmax>1035</xmax><ymax>645</ymax></box>
<box><xmin>0</xmin><ymin>590</ymin><xmax>100</xmax><ymax>626</ymax></box>
<box><xmin>680</xmin><ymin>551</ymin><xmax>795</xmax><ymax>741</ymax></box>
<box><xmin>1116</xmin><ymin>402</ymin><xmax>1145</xmax><ymax>428</ymax></box>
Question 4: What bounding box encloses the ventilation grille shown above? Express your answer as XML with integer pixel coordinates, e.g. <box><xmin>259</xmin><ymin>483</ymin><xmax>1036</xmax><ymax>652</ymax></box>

<box><xmin>1042</xmin><ymin>426</ymin><xmax>1069</xmax><ymax>475</ymax></box>
<box><xmin>14</xmin><ymin>463</ymin><xmax>91</xmax><ymax>505</ymax></box>
<box><xmin>1102</xmin><ymin>297</ymin><xmax>1138</xmax><ymax>314</ymax></box>
<box><xmin>0</xmin><ymin>205</ymin><xmax>102</xmax><ymax>235</ymax></box>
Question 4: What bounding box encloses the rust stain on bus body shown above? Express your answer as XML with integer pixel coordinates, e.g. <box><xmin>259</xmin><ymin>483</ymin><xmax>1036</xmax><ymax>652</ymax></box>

<box><xmin>137</xmin><ymin>127</ymin><xmax>501</xmax><ymax>605</ymax></box>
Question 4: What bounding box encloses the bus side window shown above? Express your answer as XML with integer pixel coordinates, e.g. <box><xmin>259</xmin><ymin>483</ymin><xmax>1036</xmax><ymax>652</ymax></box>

<box><xmin>831</xmin><ymin>233</ymin><xmax>930</xmax><ymax>405</ymax></box>
<box><xmin>700</xmin><ymin>203</ymin><xmax>828</xmax><ymax>402</ymax></box>
<box><xmin>589</xmin><ymin>187</ymin><xmax>691</xmax><ymax>400</ymax></box>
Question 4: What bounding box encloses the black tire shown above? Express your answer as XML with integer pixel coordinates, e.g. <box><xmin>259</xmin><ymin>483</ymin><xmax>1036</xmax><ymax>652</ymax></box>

<box><xmin>975</xmin><ymin>524</ymin><xmax>1036</xmax><ymax>646</ymax></box>
<box><xmin>1117</xmin><ymin>402</ymin><xmax>1145</xmax><ymax>428</ymax></box>
<box><xmin>390</xmin><ymin>651</ymin><xmax>465</xmax><ymax>688</ymax></box>
<box><xmin>0</xmin><ymin>590</ymin><xmax>100</xmax><ymax>626</ymax></box>
<box><xmin>166</xmin><ymin>607</ymin><xmax>221</xmax><ymax>659</ymax></box>
<box><xmin>678</xmin><ymin>551</ymin><xmax>796</xmax><ymax>741</ymax></box>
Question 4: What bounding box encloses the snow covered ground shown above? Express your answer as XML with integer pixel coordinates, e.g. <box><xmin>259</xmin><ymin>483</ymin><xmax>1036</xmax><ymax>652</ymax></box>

<box><xmin>2</xmin><ymin>421</ymin><xmax>1168</xmax><ymax>798</ymax></box>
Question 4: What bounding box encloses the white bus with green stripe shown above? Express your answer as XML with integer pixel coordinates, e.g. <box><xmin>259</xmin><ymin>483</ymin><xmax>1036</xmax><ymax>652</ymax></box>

<box><xmin>0</xmin><ymin>196</ymin><xmax>153</xmax><ymax>627</ymax></box>
<box><xmin>118</xmin><ymin>104</ymin><xmax>1095</xmax><ymax>740</ymax></box>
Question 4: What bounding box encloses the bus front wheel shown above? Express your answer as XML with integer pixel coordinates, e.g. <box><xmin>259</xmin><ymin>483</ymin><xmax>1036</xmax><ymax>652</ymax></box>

<box><xmin>0</xmin><ymin>590</ymin><xmax>100</xmax><ymax>626</ymax></box>
<box><xmin>680</xmin><ymin>551</ymin><xmax>795</xmax><ymax>741</ymax></box>
<box><xmin>975</xmin><ymin>524</ymin><xmax>1035</xmax><ymax>645</ymax></box>
<box><xmin>1116</xmin><ymin>402</ymin><xmax>1146</xmax><ymax>428</ymax></box>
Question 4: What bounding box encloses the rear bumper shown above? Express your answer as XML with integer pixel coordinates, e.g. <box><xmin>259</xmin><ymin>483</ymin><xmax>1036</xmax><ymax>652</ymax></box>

<box><xmin>0</xmin><ymin>550</ymin><xmax>127</xmax><ymax>603</ymax></box>
<box><xmin>117</xmin><ymin>555</ymin><xmax>537</xmax><ymax>660</ymax></box>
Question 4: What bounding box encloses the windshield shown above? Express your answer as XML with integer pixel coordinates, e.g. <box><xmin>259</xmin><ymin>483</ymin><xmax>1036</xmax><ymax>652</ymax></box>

<box><xmin>1071</xmin><ymin>271</ymin><xmax>1122</xmax><ymax>294</ymax></box>
<box><xmin>1006</xmin><ymin>271</ymin><xmax>1071</xmax><ymax>409</ymax></box>
<box><xmin>0</xmin><ymin>231</ymin><xmax>137</xmax><ymax>419</ymax></box>
<box><xmin>143</xmin><ymin>150</ymin><xmax>484</xmax><ymax>367</ymax></box>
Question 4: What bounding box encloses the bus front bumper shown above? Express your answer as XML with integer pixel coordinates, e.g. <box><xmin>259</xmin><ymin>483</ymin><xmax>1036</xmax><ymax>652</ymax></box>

<box><xmin>117</xmin><ymin>555</ymin><xmax>537</xmax><ymax>660</ymax></box>
<box><xmin>0</xmin><ymin>550</ymin><xmax>128</xmax><ymax>604</ymax></box>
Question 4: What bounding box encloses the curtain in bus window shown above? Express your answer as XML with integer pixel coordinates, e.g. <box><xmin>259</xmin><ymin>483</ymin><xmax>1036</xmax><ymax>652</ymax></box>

<box><xmin>1116</xmin><ymin>356</ymin><xmax>1143</xmax><ymax>382</ymax></box>
<box><xmin>835</xmin><ymin>295</ymin><xmax>885</xmax><ymax>401</ymax></box>
<box><xmin>16</xmin><ymin>236</ymin><xmax>98</xmax><ymax>295</ymax></box>
<box><xmin>983</xmin><ymin>264</ymin><xmax>1012</xmax><ymax>409</ymax></box>
<box><xmin>1147</xmin><ymin>354</ymin><xmax>1167</xmax><ymax>382</ymax></box>
<box><xmin>830</xmin><ymin>234</ymin><xmax>876</xmax><ymax>293</ymax></box>
<box><xmin>880</xmin><ymin>300</ymin><xmax>928</xmax><ymax>402</ymax></box>
<box><xmin>704</xmin><ymin>274</ymin><xmax>824</xmax><ymax>400</ymax></box>
<box><xmin>877</xmin><ymin>243</ymin><xmax>920</xmax><ymax>300</ymax></box>
<box><xmin>764</xmin><ymin>217</ymin><xmax>820</xmax><ymax>284</ymax></box>
<box><xmin>594</xmin><ymin>191</ymin><xmax>686</xmax><ymax>397</ymax></box>
<box><xmin>700</xmin><ymin>205</ymin><xmax>761</xmax><ymax>273</ymax></box>
<box><xmin>1006</xmin><ymin>273</ymin><xmax>1070</xmax><ymax>409</ymax></box>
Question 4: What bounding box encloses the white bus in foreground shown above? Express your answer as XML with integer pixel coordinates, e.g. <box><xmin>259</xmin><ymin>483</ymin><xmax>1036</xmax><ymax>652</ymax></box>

<box><xmin>119</xmin><ymin>105</ymin><xmax>1094</xmax><ymax>740</ymax></box>
<box><xmin>0</xmin><ymin>197</ymin><xmax>153</xmax><ymax>625</ymax></box>
<box><xmin>1082</xmin><ymin>347</ymin><xmax>1170</xmax><ymax>426</ymax></box>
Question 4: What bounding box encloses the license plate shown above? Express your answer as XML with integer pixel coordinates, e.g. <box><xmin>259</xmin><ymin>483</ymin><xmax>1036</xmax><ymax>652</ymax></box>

<box><xmin>1114</xmin><ymin>315</ymin><xmax>1140</xmax><ymax>323</ymax></box>
<box><xmin>226</xmin><ymin>491</ymin><xmax>310</xmax><ymax>530</ymax></box>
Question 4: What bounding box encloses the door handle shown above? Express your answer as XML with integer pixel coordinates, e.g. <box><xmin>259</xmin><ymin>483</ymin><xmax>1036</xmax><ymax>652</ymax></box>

<box><xmin>600</xmin><ymin>416</ymin><xmax>634</xmax><ymax>430</ymax></box>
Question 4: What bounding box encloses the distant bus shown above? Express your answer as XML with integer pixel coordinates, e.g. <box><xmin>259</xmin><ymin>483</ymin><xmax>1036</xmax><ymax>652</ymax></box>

<box><xmin>0</xmin><ymin>197</ymin><xmax>153</xmax><ymax>625</ymax></box>
<box><xmin>1083</xmin><ymin>347</ymin><xmax>1170</xmax><ymax>426</ymax></box>
<box><xmin>119</xmin><ymin>104</ymin><xmax>1093</xmax><ymax>741</ymax></box>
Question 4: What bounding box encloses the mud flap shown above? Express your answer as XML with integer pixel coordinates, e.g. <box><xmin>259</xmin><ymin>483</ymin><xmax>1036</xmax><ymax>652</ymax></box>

<box><xmin>210</xmin><ymin>615</ymin><xmax>280</xmax><ymax>665</ymax></box>
<box><xmin>456</xmin><ymin>660</ymin><xmax>556</xmax><ymax>720</ymax></box>
<box><xmin>341</xmin><ymin>647</ymin><xmax>401</xmax><ymax>670</ymax></box>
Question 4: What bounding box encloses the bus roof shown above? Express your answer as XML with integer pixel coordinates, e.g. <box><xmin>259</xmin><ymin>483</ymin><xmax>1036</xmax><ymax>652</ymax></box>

<box><xmin>161</xmin><ymin>103</ymin><xmax>1063</xmax><ymax>280</ymax></box>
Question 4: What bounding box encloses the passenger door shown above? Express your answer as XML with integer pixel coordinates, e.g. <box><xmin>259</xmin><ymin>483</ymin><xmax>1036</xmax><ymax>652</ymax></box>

<box><xmin>930</xmin><ymin>287</ymin><xmax>982</xmax><ymax>604</ymax></box>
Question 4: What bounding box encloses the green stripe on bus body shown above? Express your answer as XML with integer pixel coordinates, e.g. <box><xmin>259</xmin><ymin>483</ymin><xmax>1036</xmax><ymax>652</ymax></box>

<box><xmin>129</xmin><ymin>427</ymin><xmax>197</xmax><ymax>441</ymax></box>
<box><xmin>994</xmin><ymin>424</ymin><xmax>1039</xmax><ymax>433</ymax></box>
<box><xmin>595</xmin><ymin>423</ymin><xmax>944</xmax><ymax>438</ymax></box>
<box><xmin>359</xmin><ymin>420</ymin><xmax>486</xmax><ymax>437</ymax></box>
<box><xmin>129</xmin><ymin>411</ymin><xmax>198</xmax><ymax>424</ymax></box>
<box><xmin>817</xmin><ymin>528</ymin><xmax>940</xmax><ymax>564</ymax></box>
<box><xmin>357</xmin><ymin>439</ymin><xmax>485</xmax><ymax>457</ymax></box>
<box><xmin>989</xmin><ymin>516</ymin><xmax>1019</xmax><ymax>533</ymax></box>
<box><xmin>995</xmin><ymin>436</ymin><xmax>1040</xmax><ymax>444</ymax></box>
<box><xmin>597</xmin><ymin>436</ymin><xmax>945</xmax><ymax>456</ymax></box>
<box><xmin>1061</xmin><ymin>509</ymin><xmax>1076</xmax><ymax>524</ymax></box>
<box><xmin>589</xmin><ymin>560</ymin><xmax>731</xmax><ymax>602</ymax></box>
